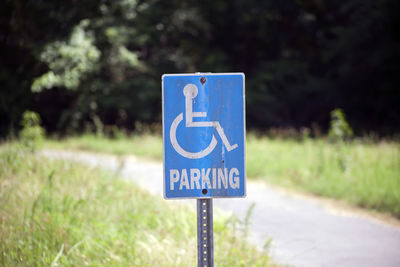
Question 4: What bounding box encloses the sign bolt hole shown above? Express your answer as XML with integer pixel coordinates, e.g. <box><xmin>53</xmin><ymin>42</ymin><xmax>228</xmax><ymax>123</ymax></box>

<box><xmin>202</xmin><ymin>189</ymin><xmax>208</xmax><ymax>195</ymax></box>
<box><xmin>200</xmin><ymin>77</ymin><xmax>206</xmax><ymax>84</ymax></box>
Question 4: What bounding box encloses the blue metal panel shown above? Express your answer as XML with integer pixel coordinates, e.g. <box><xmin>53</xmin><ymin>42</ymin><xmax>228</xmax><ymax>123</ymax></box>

<box><xmin>162</xmin><ymin>73</ymin><xmax>246</xmax><ymax>199</ymax></box>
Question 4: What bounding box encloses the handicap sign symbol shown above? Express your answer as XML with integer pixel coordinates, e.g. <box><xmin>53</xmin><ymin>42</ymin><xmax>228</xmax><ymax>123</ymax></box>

<box><xmin>170</xmin><ymin>83</ymin><xmax>238</xmax><ymax>159</ymax></box>
<box><xmin>162</xmin><ymin>73</ymin><xmax>246</xmax><ymax>199</ymax></box>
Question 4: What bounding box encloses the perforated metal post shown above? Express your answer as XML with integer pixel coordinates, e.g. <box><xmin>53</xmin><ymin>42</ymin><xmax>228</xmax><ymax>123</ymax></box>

<box><xmin>197</xmin><ymin>199</ymin><xmax>214</xmax><ymax>267</ymax></box>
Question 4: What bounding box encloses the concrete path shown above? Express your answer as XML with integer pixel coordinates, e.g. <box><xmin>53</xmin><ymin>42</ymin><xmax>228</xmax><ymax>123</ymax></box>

<box><xmin>42</xmin><ymin>150</ymin><xmax>400</xmax><ymax>267</ymax></box>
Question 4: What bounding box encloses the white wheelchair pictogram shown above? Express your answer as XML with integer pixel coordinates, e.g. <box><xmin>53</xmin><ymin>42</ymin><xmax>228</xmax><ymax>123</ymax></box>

<box><xmin>170</xmin><ymin>83</ymin><xmax>238</xmax><ymax>159</ymax></box>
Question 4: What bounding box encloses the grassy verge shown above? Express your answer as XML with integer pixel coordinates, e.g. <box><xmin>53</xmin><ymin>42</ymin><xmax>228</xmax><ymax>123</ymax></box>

<box><xmin>247</xmin><ymin>134</ymin><xmax>400</xmax><ymax>217</ymax></box>
<box><xmin>45</xmin><ymin>133</ymin><xmax>400</xmax><ymax>218</ymax></box>
<box><xmin>0</xmin><ymin>143</ymin><xmax>273</xmax><ymax>266</ymax></box>
<box><xmin>46</xmin><ymin>134</ymin><xmax>162</xmax><ymax>160</ymax></box>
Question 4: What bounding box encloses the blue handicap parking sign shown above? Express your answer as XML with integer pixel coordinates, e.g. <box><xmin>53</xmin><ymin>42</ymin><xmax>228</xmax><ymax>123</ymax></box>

<box><xmin>162</xmin><ymin>73</ymin><xmax>246</xmax><ymax>199</ymax></box>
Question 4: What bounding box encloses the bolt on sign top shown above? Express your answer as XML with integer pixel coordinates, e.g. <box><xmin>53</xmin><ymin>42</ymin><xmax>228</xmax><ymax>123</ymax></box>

<box><xmin>162</xmin><ymin>73</ymin><xmax>246</xmax><ymax>199</ymax></box>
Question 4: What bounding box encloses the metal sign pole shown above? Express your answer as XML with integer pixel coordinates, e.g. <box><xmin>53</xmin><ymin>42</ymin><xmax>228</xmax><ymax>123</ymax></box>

<box><xmin>197</xmin><ymin>198</ymin><xmax>214</xmax><ymax>267</ymax></box>
<box><xmin>162</xmin><ymin>73</ymin><xmax>245</xmax><ymax>266</ymax></box>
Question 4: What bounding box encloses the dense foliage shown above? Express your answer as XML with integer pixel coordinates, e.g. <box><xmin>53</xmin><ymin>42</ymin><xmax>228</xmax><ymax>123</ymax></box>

<box><xmin>1</xmin><ymin>0</ymin><xmax>399</xmax><ymax>136</ymax></box>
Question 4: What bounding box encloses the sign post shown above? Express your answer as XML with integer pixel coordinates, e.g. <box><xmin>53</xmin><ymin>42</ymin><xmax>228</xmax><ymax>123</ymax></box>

<box><xmin>162</xmin><ymin>73</ymin><xmax>246</xmax><ymax>266</ymax></box>
<box><xmin>197</xmin><ymin>199</ymin><xmax>213</xmax><ymax>267</ymax></box>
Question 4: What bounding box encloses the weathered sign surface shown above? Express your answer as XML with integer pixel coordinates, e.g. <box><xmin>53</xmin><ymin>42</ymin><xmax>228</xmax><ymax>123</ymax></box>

<box><xmin>162</xmin><ymin>73</ymin><xmax>246</xmax><ymax>199</ymax></box>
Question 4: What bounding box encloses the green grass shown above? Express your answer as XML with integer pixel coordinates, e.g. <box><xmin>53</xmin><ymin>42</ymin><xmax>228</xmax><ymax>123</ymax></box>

<box><xmin>247</xmin><ymin>134</ymin><xmax>400</xmax><ymax>217</ymax></box>
<box><xmin>46</xmin><ymin>134</ymin><xmax>163</xmax><ymax>160</ymax></box>
<box><xmin>0</xmin><ymin>143</ymin><xmax>273</xmax><ymax>266</ymax></box>
<box><xmin>45</xmin><ymin>133</ymin><xmax>400</xmax><ymax>218</ymax></box>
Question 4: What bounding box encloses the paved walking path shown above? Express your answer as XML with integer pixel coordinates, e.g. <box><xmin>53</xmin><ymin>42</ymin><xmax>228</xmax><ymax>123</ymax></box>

<box><xmin>42</xmin><ymin>150</ymin><xmax>400</xmax><ymax>267</ymax></box>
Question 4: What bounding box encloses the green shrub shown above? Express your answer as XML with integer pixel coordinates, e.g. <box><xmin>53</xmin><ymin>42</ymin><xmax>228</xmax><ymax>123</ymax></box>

<box><xmin>328</xmin><ymin>109</ymin><xmax>353</xmax><ymax>142</ymax></box>
<box><xmin>19</xmin><ymin>111</ymin><xmax>45</xmax><ymax>152</ymax></box>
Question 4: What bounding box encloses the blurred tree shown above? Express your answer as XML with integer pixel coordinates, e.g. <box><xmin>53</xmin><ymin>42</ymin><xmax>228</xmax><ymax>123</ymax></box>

<box><xmin>1</xmin><ymin>0</ymin><xmax>399</xmax><ymax>136</ymax></box>
<box><xmin>0</xmin><ymin>0</ymin><xmax>101</xmax><ymax>135</ymax></box>
<box><xmin>320</xmin><ymin>0</ymin><xmax>400</xmax><ymax>135</ymax></box>
<box><xmin>29</xmin><ymin>0</ymin><xmax>210</xmax><ymax>132</ymax></box>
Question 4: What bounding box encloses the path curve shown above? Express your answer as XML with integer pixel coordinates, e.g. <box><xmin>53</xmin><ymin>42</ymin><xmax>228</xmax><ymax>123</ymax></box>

<box><xmin>41</xmin><ymin>150</ymin><xmax>400</xmax><ymax>267</ymax></box>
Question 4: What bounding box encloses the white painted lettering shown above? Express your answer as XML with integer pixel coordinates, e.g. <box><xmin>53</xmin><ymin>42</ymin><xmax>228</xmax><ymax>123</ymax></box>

<box><xmin>201</xmin><ymin>168</ymin><xmax>211</xmax><ymax>189</ymax></box>
<box><xmin>179</xmin><ymin>169</ymin><xmax>189</xmax><ymax>190</ymax></box>
<box><xmin>212</xmin><ymin>168</ymin><xmax>217</xmax><ymax>188</ymax></box>
<box><xmin>170</xmin><ymin>167</ymin><xmax>241</xmax><ymax>190</ymax></box>
<box><xmin>190</xmin><ymin>168</ymin><xmax>201</xmax><ymax>189</ymax></box>
<box><xmin>218</xmin><ymin>168</ymin><xmax>228</xmax><ymax>189</ymax></box>
<box><xmin>170</xmin><ymin>169</ymin><xmax>179</xmax><ymax>190</ymax></box>
<box><xmin>229</xmin><ymin>168</ymin><xmax>240</xmax><ymax>189</ymax></box>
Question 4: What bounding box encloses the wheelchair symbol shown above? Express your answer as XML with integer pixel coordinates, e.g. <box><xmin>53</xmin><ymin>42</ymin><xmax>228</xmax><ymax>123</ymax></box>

<box><xmin>170</xmin><ymin>83</ymin><xmax>238</xmax><ymax>159</ymax></box>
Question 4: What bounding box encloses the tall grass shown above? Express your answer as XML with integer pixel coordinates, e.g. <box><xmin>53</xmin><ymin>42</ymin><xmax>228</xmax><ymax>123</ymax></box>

<box><xmin>45</xmin><ymin>133</ymin><xmax>400</xmax><ymax>218</ymax></box>
<box><xmin>247</xmin><ymin>134</ymin><xmax>400</xmax><ymax>217</ymax></box>
<box><xmin>46</xmin><ymin>134</ymin><xmax>162</xmax><ymax>160</ymax></box>
<box><xmin>0</xmin><ymin>144</ymin><xmax>273</xmax><ymax>266</ymax></box>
